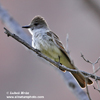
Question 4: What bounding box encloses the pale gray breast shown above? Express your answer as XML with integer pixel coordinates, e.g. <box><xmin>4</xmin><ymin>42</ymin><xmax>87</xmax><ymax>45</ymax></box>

<box><xmin>33</xmin><ymin>30</ymin><xmax>52</xmax><ymax>50</ymax></box>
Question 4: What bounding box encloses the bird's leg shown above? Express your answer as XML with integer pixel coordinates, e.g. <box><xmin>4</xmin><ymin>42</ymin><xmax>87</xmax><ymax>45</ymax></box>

<box><xmin>58</xmin><ymin>56</ymin><xmax>66</xmax><ymax>72</ymax></box>
<box><xmin>35</xmin><ymin>49</ymin><xmax>41</xmax><ymax>52</ymax></box>
<box><xmin>58</xmin><ymin>56</ymin><xmax>62</xmax><ymax>65</ymax></box>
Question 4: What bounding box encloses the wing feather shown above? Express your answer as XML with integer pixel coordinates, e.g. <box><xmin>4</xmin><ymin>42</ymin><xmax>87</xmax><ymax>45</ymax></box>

<box><xmin>47</xmin><ymin>31</ymin><xmax>71</xmax><ymax>63</ymax></box>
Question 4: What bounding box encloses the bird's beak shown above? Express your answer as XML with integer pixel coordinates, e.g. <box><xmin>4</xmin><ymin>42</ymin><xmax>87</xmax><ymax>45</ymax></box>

<box><xmin>22</xmin><ymin>25</ymin><xmax>31</xmax><ymax>28</ymax></box>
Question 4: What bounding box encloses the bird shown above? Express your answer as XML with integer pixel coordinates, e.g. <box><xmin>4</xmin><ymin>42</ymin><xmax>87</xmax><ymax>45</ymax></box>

<box><xmin>22</xmin><ymin>16</ymin><xmax>93</xmax><ymax>88</ymax></box>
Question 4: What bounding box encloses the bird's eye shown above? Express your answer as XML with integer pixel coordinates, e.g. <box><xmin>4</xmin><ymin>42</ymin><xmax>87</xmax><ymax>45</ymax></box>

<box><xmin>34</xmin><ymin>23</ymin><xmax>38</xmax><ymax>26</ymax></box>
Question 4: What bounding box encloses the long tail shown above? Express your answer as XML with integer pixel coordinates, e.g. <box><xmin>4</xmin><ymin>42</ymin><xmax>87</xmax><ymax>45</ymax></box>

<box><xmin>71</xmin><ymin>72</ymin><xmax>93</xmax><ymax>88</ymax></box>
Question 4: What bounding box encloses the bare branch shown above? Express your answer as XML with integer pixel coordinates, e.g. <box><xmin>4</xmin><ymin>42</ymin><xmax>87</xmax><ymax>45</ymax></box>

<box><xmin>81</xmin><ymin>53</ymin><xmax>100</xmax><ymax>93</ymax></box>
<box><xmin>92</xmin><ymin>66</ymin><xmax>100</xmax><ymax>75</ymax></box>
<box><xmin>81</xmin><ymin>53</ymin><xmax>92</xmax><ymax>64</ymax></box>
<box><xmin>81</xmin><ymin>70</ymin><xmax>100</xmax><ymax>80</ymax></box>
<box><xmin>94</xmin><ymin>57</ymin><xmax>100</xmax><ymax>64</ymax></box>
<box><xmin>81</xmin><ymin>53</ymin><xmax>100</xmax><ymax>66</ymax></box>
<box><xmin>93</xmin><ymin>86</ymin><xmax>100</xmax><ymax>92</ymax></box>
<box><xmin>4</xmin><ymin>27</ymin><xmax>100</xmax><ymax>82</ymax></box>
<box><xmin>85</xmin><ymin>78</ymin><xmax>91</xmax><ymax>100</ymax></box>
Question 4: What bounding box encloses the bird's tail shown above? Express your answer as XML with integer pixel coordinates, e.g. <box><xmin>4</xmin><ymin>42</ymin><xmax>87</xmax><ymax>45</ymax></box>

<box><xmin>71</xmin><ymin>72</ymin><xmax>93</xmax><ymax>88</ymax></box>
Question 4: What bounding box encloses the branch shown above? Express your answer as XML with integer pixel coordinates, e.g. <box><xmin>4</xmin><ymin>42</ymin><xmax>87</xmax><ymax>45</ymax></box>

<box><xmin>4</xmin><ymin>28</ymin><xmax>92</xmax><ymax>100</ymax></box>
<box><xmin>81</xmin><ymin>53</ymin><xmax>100</xmax><ymax>65</ymax></box>
<box><xmin>4</xmin><ymin>27</ymin><xmax>100</xmax><ymax>81</ymax></box>
<box><xmin>81</xmin><ymin>53</ymin><xmax>92</xmax><ymax>64</ymax></box>
<box><xmin>93</xmin><ymin>86</ymin><xmax>100</xmax><ymax>92</ymax></box>
<box><xmin>81</xmin><ymin>53</ymin><xmax>100</xmax><ymax>93</ymax></box>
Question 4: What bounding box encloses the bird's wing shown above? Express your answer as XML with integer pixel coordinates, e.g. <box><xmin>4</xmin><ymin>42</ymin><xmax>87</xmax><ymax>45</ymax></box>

<box><xmin>46</xmin><ymin>31</ymin><xmax>71</xmax><ymax>63</ymax></box>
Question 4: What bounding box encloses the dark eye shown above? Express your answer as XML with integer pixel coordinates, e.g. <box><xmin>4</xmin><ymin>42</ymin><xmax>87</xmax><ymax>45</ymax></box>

<box><xmin>34</xmin><ymin>23</ymin><xmax>39</xmax><ymax>26</ymax></box>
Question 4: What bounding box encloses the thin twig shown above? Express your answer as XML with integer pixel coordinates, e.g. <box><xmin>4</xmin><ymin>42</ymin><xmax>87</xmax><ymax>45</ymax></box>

<box><xmin>92</xmin><ymin>66</ymin><xmax>100</xmax><ymax>75</ymax></box>
<box><xmin>85</xmin><ymin>78</ymin><xmax>91</xmax><ymax>100</ymax></box>
<box><xmin>77</xmin><ymin>53</ymin><xmax>91</xmax><ymax>99</ymax></box>
<box><xmin>94</xmin><ymin>57</ymin><xmax>100</xmax><ymax>64</ymax></box>
<box><xmin>81</xmin><ymin>53</ymin><xmax>92</xmax><ymax>64</ymax></box>
<box><xmin>93</xmin><ymin>86</ymin><xmax>100</xmax><ymax>92</ymax></box>
<box><xmin>81</xmin><ymin>52</ymin><xmax>100</xmax><ymax>93</ymax></box>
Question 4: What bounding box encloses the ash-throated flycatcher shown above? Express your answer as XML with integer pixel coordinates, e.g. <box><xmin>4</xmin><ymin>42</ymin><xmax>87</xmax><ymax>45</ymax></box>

<box><xmin>22</xmin><ymin>16</ymin><xmax>93</xmax><ymax>88</ymax></box>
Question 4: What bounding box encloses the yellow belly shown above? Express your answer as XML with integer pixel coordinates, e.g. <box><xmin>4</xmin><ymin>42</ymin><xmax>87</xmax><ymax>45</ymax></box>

<box><xmin>40</xmin><ymin>43</ymin><xmax>73</xmax><ymax>69</ymax></box>
<box><xmin>34</xmin><ymin>38</ymin><xmax>74</xmax><ymax>69</ymax></box>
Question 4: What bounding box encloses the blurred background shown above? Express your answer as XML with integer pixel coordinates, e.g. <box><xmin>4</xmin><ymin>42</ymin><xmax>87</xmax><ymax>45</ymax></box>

<box><xmin>0</xmin><ymin>0</ymin><xmax>100</xmax><ymax>100</ymax></box>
